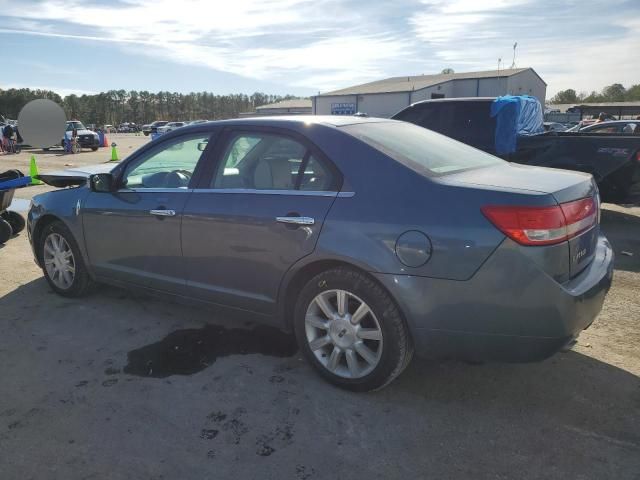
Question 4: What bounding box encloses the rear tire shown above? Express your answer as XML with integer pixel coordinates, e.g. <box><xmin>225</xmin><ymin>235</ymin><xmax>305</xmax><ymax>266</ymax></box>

<box><xmin>0</xmin><ymin>219</ymin><xmax>13</xmax><ymax>244</ymax></box>
<box><xmin>294</xmin><ymin>267</ymin><xmax>413</xmax><ymax>391</ymax></box>
<box><xmin>2</xmin><ymin>211</ymin><xmax>25</xmax><ymax>234</ymax></box>
<box><xmin>91</xmin><ymin>147</ymin><xmax>98</xmax><ymax>151</ymax></box>
<box><xmin>38</xmin><ymin>221</ymin><xmax>93</xmax><ymax>297</ymax></box>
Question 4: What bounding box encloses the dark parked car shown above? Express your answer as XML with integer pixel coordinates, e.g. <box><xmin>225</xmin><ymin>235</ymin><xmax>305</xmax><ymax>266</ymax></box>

<box><xmin>142</xmin><ymin>120</ymin><xmax>169</xmax><ymax>136</ymax></box>
<box><xmin>393</xmin><ymin>98</ymin><xmax>640</xmax><ymax>200</ymax></box>
<box><xmin>29</xmin><ymin>117</ymin><xmax>613</xmax><ymax>391</ymax></box>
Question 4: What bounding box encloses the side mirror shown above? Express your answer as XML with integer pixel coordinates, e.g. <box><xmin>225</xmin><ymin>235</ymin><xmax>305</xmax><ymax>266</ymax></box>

<box><xmin>90</xmin><ymin>173</ymin><xmax>115</xmax><ymax>192</ymax></box>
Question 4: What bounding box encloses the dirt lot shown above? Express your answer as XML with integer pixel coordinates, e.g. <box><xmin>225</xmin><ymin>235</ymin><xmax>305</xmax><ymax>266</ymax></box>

<box><xmin>0</xmin><ymin>137</ymin><xmax>639</xmax><ymax>479</ymax></box>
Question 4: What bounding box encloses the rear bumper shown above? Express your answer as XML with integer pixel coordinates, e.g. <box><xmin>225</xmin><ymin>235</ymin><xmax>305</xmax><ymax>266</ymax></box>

<box><xmin>373</xmin><ymin>234</ymin><xmax>614</xmax><ymax>362</ymax></box>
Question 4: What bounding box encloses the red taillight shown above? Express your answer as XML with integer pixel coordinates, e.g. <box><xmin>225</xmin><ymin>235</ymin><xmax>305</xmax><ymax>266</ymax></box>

<box><xmin>636</xmin><ymin>151</ymin><xmax>640</xmax><ymax>163</ymax></box>
<box><xmin>482</xmin><ymin>197</ymin><xmax>597</xmax><ymax>246</ymax></box>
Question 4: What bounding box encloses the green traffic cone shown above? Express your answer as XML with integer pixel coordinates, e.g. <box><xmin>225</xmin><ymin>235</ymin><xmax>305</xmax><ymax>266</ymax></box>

<box><xmin>30</xmin><ymin>155</ymin><xmax>43</xmax><ymax>185</ymax></box>
<box><xmin>110</xmin><ymin>142</ymin><xmax>119</xmax><ymax>162</ymax></box>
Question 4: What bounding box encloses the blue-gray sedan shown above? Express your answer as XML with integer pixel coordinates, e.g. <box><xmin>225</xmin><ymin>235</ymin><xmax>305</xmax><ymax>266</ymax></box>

<box><xmin>28</xmin><ymin>116</ymin><xmax>614</xmax><ymax>391</ymax></box>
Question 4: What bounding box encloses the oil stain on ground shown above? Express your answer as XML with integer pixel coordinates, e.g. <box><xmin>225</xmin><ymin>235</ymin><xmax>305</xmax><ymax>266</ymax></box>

<box><xmin>123</xmin><ymin>325</ymin><xmax>297</xmax><ymax>378</ymax></box>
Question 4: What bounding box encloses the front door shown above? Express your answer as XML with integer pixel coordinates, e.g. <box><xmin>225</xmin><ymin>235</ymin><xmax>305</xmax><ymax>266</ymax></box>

<box><xmin>181</xmin><ymin>128</ymin><xmax>340</xmax><ymax>314</ymax></box>
<box><xmin>82</xmin><ymin>132</ymin><xmax>212</xmax><ymax>293</ymax></box>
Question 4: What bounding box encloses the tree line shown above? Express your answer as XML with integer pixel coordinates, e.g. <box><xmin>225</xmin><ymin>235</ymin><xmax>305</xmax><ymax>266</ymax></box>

<box><xmin>0</xmin><ymin>88</ymin><xmax>303</xmax><ymax>125</ymax></box>
<box><xmin>550</xmin><ymin>83</ymin><xmax>640</xmax><ymax>104</ymax></box>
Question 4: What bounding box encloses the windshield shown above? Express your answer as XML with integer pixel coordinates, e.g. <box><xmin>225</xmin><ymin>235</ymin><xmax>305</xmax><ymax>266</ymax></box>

<box><xmin>342</xmin><ymin>121</ymin><xmax>504</xmax><ymax>175</ymax></box>
<box><xmin>66</xmin><ymin>121</ymin><xmax>85</xmax><ymax>131</ymax></box>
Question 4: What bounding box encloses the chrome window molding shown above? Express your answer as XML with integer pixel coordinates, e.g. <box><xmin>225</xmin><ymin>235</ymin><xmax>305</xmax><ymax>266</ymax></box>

<box><xmin>114</xmin><ymin>187</ymin><xmax>355</xmax><ymax>197</ymax></box>
<box><xmin>190</xmin><ymin>188</ymin><xmax>355</xmax><ymax>198</ymax></box>
<box><xmin>116</xmin><ymin>188</ymin><xmax>193</xmax><ymax>193</ymax></box>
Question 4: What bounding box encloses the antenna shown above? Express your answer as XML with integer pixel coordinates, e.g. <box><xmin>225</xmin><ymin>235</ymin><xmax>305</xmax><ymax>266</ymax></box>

<box><xmin>510</xmin><ymin>42</ymin><xmax>518</xmax><ymax>69</ymax></box>
<box><xmin>497</xmin><ymin>58</ymin><xmax>501</xmax><ymax>71</ymax></box>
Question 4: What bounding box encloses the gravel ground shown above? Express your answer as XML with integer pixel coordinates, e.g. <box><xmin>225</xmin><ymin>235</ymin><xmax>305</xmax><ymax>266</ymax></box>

<box><xmin>0</xmin><ymin>137</ymin><xmax>638</xmax><ymax>479</ymax></box>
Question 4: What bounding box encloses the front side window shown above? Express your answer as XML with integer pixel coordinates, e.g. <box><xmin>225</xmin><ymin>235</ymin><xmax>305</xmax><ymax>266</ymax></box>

<box><xmin>342</xmin><ymin>121</ymin><xmax>504</xmax><ymax>175</ymax></box>
<box><xmin>123</xmin><ymin>135</ymin><xmax>209</xmax><ymax>189</ymax></box>
<box><xmin>211</xmin><ymin>132</ymin><xmax>336</xmax><ymax>191</ymax></box>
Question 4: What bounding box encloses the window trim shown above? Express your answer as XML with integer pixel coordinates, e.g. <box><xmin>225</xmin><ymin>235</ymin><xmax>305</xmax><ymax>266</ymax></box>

<box><xmin>196</xmin><ymin>126</ymin><xmax>342</xmax><ymax>193</ymax></box>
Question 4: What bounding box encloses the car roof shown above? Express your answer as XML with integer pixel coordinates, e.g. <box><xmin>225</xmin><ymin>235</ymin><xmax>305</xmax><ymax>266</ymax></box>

<box><xmin>585</xmin><ymin>120</ymin><xmax>639</xmax><ymax>125</ymax></box>
<box><xmin>582</xmin><ymin>120</ymin><xmax>640</xmax><ymax>129</ymax></box>
<box><xmin>183</xmin><ymin>115</ymin><xmax>391</xmax><ymax>128</ymax></box>
<box><xmin>409</xmin><ymin>97</ymin><xmax>496</xmax><ymax>107</ymax></box>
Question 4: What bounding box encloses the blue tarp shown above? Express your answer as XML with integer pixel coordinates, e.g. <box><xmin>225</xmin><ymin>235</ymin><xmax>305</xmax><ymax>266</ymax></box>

<box><xmin>490</xmin><ymin>95</ymin><xmax>544</xmax><ymax>155</ymax></box>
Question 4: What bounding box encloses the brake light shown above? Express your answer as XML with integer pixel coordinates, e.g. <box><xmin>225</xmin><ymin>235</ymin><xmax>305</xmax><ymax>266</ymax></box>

<box><xmin>636</xmin><ymin>151</ymin><xmax>640</xmax><ymax>163</ymax></box>
<box><xmin>482</xmin><ymin>197</ymin><xmax>597</xmax><ymax>246</ymax></box>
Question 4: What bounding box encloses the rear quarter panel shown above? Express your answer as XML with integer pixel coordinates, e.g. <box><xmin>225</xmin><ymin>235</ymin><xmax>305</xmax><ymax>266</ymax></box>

<box><xmin>304</xmin><ymin>126</ymin><xmax>520</xmax><ymax>281</ymax></box>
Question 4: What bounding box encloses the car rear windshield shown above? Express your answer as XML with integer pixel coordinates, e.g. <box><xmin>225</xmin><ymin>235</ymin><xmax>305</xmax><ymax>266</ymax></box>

<box><xmin>341</xmin><ymin>121</ymin><xmax>504</xmax><ymax>175</ymax></box>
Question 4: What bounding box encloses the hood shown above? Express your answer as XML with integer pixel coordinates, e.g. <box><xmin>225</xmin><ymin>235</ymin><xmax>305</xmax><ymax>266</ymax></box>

<box><xmin>37</xmin><ymin>163</ymin><xmax>116</xmax><ymax>187</ymax></box>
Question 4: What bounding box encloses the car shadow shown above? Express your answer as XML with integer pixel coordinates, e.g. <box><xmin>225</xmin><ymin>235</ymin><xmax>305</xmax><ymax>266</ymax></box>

<box><xmin>1</xmin><ymin>277</ymin><xmax>638</xmax><ymax>420</ymax></box>
<box><xmin>600</xmin><ymin>208</ymin><xmax>640</xmax><ymax>273</ymax></box>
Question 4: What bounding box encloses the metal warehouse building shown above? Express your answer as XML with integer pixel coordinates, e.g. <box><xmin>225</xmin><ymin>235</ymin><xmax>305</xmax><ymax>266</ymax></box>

<box><xmin>312</xmin><ymin>68</ymin><xmax>546</xmax><ymax>118</ymax></box>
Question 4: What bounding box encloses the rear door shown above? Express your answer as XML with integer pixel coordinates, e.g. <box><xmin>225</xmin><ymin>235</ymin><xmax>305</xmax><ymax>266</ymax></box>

<box><xmin>181</xmin><ymin>127</ymin><xmax>340</xmax><ymax>314</ymax></box>
<box><xmin>82</xmin><ymin>132</ymin><xmax>213</xmax><ymax>293</ymax></box>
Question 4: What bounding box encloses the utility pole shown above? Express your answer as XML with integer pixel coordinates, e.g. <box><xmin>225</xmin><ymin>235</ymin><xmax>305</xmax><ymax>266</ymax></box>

<box><xmin>510</xmin><ymin>42</ymin><xmax>518</xmax><ymax>69</ymax></box>
<box><xmin>497</xmin><ymin>58</ymin><xmax>502</xmax><ymax>71</ymax></box>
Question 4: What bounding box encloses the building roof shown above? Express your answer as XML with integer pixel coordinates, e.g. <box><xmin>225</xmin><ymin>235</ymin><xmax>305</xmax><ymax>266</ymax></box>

<box><xmin>256</xmin><ymin>99</ymin><xmax>312</xmax><ymax>110</ymax></box>
<box><xmin>318</xmin><ymin>68</ymin><xmax>538</xmax><ymax>96</ymax></box>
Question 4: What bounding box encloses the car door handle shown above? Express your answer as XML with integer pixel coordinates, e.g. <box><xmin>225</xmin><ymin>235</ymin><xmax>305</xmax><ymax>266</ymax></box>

<box><xmin>276</xmin><ymin>216</ymin><xmax>315</xmax><ymax>226</ymax></box>
<box><xmin>149</xmin><ymin>209</ymin><xmax>176</xmax><ymax>217</ymax></box>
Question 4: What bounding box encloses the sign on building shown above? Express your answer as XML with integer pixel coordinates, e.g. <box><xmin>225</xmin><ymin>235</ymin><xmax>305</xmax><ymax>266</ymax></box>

<box><xmin>331</xmin><ymin>103</ymin><xmax>356</xmax><ymax>115</ymax></box>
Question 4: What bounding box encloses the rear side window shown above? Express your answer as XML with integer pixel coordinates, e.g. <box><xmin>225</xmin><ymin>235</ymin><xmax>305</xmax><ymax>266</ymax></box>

<box><xmin>212</xmin><ymin>132</ymin><xmax>337</xmax><ymax>191</ymax></box>
<box><xmin>342</xmin><ymin>121</ymin><xmax>504</xmax><ymax>175</ymax></box>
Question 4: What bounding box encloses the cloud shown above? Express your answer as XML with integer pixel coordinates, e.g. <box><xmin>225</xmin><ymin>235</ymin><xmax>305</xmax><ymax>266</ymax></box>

<box><xmin>0</xmin><ymin>0</ymin><xmax>638</xmax><ymax>96</ymax></box>
<box><xmin>1</xmin><ymin>83</ymin><xmax>96</xmax><ymax>96</ymax></box>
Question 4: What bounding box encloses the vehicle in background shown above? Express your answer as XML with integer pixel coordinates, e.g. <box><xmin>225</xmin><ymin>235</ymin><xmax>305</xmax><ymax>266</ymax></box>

<box><xmin>29</xmin><ymin>117</ymin><xmax>613</xmax><ymax>391</ymax></box>
<box><xmin>566</xmin><ymin>119</ymin><xmax>598</xmax><ymax>131</ymax></box>
<box><xmin>102</xmin><ymin>124</ymin><xmax>117</xmax><ymax>134</ymax></box>
<box><xmin>43</xmin><ymin>121</ymin><xmax>100</xmax><ymax>152</ymax></box>
<box><xmin>543</xmin><ymin>122</ymin><xmax>567</xmax><ymax>132</ymax></box>
<box><xmin>156</xmin><ymin>121</ymin><xmax>186</xmax><ymax>134</ymax></box>
<box><xmin>187</xmin><ymin>119</ymin><xmax>208</xmax><ymax>125</ymax></box>
<box><xmin>393</xmin><ymin>97</ymin><xmax>640</xmax><ymax>201</ymax></box>
<box><xmin>142</xmin><ymin>120</ymin><xmax>169</xmax><ymax>136</ymax></box>
<box><xmin>572</xmin><ymin>120</ymin><xmax>640</xmax><ymax>134</ymax></box>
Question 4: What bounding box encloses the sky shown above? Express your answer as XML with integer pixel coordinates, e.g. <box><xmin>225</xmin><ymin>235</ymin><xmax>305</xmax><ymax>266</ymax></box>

<box><xmin>0</xmin><ymin>0</ymin><xmax>638</xmax><ymax>99</ymax></box>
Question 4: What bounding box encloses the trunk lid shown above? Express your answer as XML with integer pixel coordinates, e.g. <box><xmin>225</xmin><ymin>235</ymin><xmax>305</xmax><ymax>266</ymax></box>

<box><xmin>439</xmin><ymin>162</ymin><xmax>600</xmax><ymax>278</ymax></box>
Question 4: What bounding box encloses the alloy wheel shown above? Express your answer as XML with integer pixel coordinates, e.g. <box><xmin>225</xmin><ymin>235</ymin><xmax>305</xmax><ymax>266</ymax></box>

<box><xmin>305</xmin><ymin>289</ymin><xmax>383</xmax><ymax>379</ymax></box>
<box><xmin>43</xmin><ymin>233</ymin><xmax>76</xmax><ymax>290</ymax></box>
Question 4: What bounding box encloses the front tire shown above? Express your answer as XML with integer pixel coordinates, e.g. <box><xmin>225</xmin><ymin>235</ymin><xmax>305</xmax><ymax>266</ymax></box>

<box><xmin>39</xmin><ymin>221</ymin><xmax>92</xmax><ymax>297</ymax></box>
<box><xmin>294</xmin><ymin>267</ymin><xmax>413</xmax><ymax>391</ymax></box>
